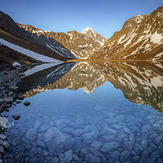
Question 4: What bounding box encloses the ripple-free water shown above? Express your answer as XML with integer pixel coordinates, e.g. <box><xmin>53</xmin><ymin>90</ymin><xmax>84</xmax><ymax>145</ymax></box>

<box><xmin>2</xmin><ymin>61</ymin><xmax>163</xmax><ymax>163</ymax></box>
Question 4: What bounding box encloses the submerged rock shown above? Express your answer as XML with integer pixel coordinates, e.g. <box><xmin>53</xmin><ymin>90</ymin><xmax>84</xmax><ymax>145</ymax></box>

<box><xmin>25</xmin><ymin>128</ymin><xmax>37</xmax><ymax>141</ymax></box>
<box><xmin>12</xmin><ymin>115</ymin><xmax>20</xmax><ymax>120</ymax></box>
<box><xmin>44</xmin><ymin>127</ymin><xmax>66</xmax><ymax>144</ymax></box>
<box><xmin>101</xmin><ymin>142</ymin><xmax>119</xmax><ymax>153</ymax></box>
<box><xmin>139</xmin><ymin>150</ymin><xmax>149</xmax><ymax>163</ymax></box>
<box><xmin>85</xmin><ymin>153</ymin><xmax>101</xmax><ymax>163</ymax></box>
<box><xmin>83</xmin><ymin>131</ymin><xmax>98</xmax><ymax>143</ymax></box>
<box><xmin>89</xmin><ymin>147</ymin><xmax>102</xmax><ymax>157</ymax></box>
<box><xmin>120</xmin><ymin>150</ymin><xmax>130</xmax><ymax>162</ymax></box>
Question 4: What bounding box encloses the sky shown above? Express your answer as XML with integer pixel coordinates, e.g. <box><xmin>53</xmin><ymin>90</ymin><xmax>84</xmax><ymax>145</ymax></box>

<box><xmin>0</xmin><ymin>0</ymin><xmax>162</xmax><ymax>39</ymax></box>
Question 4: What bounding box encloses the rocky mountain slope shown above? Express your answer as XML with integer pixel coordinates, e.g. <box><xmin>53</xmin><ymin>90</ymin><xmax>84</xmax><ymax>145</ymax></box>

<box><xmin>89</xmin><ymin>6</ymin><xmax>163</xmax><ymax>60</ymax></box>
<box><xmin>18</xmin><ymin>24</ymin><xmax>107</xmax><ymax>59</ymax></box>
<box><xmin>0</xmin><ymin>11</ymin><xmax>76</xmax><ymax>65</ymax></box>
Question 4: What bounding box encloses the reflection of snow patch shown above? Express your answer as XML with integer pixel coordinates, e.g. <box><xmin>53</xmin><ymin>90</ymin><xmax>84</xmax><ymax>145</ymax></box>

<box><xmin>150</xmin><ymin>76</ymin><xmax>163</xmax><ymax>87</ymax></box>
<box><xmin>12</xmin><ymin>62</ymin><xmax>20</xmax><ymax>66</ymax></box>
<box><xmin>154</xmin><ymin>52</ymin><xmax>163</xmax><ymax>60</ymax></box>
<box><xmin>24</xmin><ymin>63</ymin><xmax>62</xmax><ymax>77</ymax></box>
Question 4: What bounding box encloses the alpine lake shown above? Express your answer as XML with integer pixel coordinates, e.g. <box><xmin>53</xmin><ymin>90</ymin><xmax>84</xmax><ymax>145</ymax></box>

<box><xmin>2</xmin><ymin>60</ymin><xmax>163</xmax><ymax>163</ymax></box>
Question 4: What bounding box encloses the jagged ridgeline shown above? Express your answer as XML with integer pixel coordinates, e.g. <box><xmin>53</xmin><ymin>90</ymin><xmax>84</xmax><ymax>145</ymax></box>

<box><xmin>89</xmin><ymin>6</ymin><xmax>163</xmax><ymax>60</ymax></box>
<box><xmin>17</xmin><ymin>24</ymin><xmax>107</xmax><ymax>59</ymax></box>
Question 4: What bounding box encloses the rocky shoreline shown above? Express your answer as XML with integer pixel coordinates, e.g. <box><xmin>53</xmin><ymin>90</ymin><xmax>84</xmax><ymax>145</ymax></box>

<box><xmin>0</xmin><ymin>64</ymin><xmax>31</xmax><ymax>162</ymax></box>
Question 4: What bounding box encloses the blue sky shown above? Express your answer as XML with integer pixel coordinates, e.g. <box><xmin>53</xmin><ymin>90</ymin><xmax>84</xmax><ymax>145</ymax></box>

<box><xmin>0</xmin><ymin>0</ymin><xmax>162</xmax><ymax>38</ymax></box>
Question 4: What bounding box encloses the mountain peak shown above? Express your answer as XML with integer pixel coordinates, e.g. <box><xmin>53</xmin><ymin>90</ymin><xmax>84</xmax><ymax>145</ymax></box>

<box><xmin>80</xmin><ymin>27</ymin><xmax>107</xmax><ymax>46</ymax></box>
<box><xmin>80</xmin><ymin>27</ymin><xmax>96</xmax><ymax>34</ymax></box>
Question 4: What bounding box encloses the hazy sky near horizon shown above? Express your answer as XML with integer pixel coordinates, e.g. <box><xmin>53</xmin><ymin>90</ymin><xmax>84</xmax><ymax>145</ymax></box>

<box><xmin>0</xmin><ymin>0</ymin><xmax>162</xmax><ymax>38</ymax></box>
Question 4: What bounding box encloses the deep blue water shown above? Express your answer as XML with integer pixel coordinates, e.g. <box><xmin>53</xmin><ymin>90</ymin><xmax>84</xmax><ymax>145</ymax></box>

<box><xmin>2</xmin><ymin>61</ymin><xmax>163</xmax><ymax>163</ymax></box>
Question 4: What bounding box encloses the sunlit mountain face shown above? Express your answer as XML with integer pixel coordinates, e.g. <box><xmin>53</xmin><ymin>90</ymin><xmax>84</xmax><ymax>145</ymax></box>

<box><xmin>19</xmin><ymin>61</ymin><xmax>163</xmax><ymax>112</ymax></box>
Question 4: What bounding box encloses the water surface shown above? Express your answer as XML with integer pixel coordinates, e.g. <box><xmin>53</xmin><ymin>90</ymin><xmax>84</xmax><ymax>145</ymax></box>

<box><xmin>2</xmin><ymin>61</ymin><xmax>163</xmax><ymax>163</ymax></box>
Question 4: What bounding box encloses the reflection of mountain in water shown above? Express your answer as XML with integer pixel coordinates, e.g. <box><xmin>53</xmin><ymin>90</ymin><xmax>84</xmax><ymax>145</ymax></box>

<box><xmin>19</xmin><ymin>62</ymin><xmax>76</xmax><ymax>96</ymax></box>
<box><xmin>22</xmin><ymin>62</ymin><xmax>107</xmax><ymax>96</ymax></box>
<box><xmin>89</xmin><ymin>61</ymin><xmax>163</xmax><ymax>112</ymax></box>
<box><xmin>20</xmin><ymin>61</ymin><xmax>163</xmax><ymax>112</ymax></box>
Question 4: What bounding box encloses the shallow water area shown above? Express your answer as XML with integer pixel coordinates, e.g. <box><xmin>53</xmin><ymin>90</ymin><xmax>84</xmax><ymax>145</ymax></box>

<box><xmin>2</xmin><ymin>61</ymin><xmax>163</xmax><ymax>163</ymax></box>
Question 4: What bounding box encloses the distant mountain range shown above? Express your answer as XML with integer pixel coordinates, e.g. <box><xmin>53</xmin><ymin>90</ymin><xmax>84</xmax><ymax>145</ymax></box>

<box><xmin>17</xmin><ymin>24</ymin><xmax>107</xmax><ymax>59</ymax></box>
<box><xmin>0</xmin><ymin>6</ymin><xmax>162</xmax><ymax>65</ymax></box>
<box><xmin>89</xmin><ymin>6</ymin><xmax>163</xmax><ymax>60</ymax></box>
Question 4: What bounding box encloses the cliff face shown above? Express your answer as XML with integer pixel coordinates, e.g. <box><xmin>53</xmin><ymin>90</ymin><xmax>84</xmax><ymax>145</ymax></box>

<box><xmin>89</xmin><ymin>6</ymin><xmax>163</xmax><ymax>60</ymax></box>
<box><xmin>18</xmin><ymin>24</ymin><xmax>107</xmax><ymax>59</ymax></box>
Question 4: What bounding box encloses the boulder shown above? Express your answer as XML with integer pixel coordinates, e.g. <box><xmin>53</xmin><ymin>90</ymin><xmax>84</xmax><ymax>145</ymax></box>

<box><xmin>0</xmin><ymin>134</ymin><xmax>7</xmax><ymax>140</ymax></box>
<box><xmin>83</xmin><ymin>131</ymin><xmax>98</xmax><ymax>143</ymax></box>
<box><xmin>0</xmin><ymin>117</ymin><xmax>8</xmax><ymax>130</ymax></box>
<box><xmin>23</xmin><ymin>101</ymin><xmax>30</xmax><ymax>106</ymax></box>
<box><xmin>4</xmin><ymin>97</ymin><xmax>14</xmax><ymax>103</ymax></box>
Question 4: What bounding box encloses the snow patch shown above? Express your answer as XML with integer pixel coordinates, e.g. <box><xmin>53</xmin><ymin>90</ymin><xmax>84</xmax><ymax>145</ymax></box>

<box><xmin>0</xmin><ymin>38</ymin><xmax>62</xmax><ymax>63</ymax></box>
<box><xmin>117</xmin><ymin>35</ymin><xmax>126</xmax><ymax>44</ymax></box>
<box><xmin>124</xmin><ymin>33</ymin><xmax>137</xmax><ymax>48</ymax></box>
<box><xmin>150</xmin><ymin>31</ymin><xmax>163</xmax><ymax>44</ymax></box>
<box><xmin>134</xmin><ymin>15</ymin><xmax>144</xmax><ymax>23</ymax></box>
<box><xmin>80</xmin><ymin>27</ymin><xmax>96</xmax><ymax>35</ymax></box>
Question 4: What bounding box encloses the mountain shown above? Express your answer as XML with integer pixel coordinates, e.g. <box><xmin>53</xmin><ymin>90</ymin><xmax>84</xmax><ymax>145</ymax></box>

<box><xmin>0</xmin><ymin>11</ymin><xmax>76</xmax><ymax>65</ymax></box>
<box><xmin>18</xmin><ymin>24</ymin><xmax>107</xmax><ymax>59</ymax></box>
<box><xmin>89</xmin><ymin>6</ymin><xmax>163</xmax><ymax>60</ymax></box>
